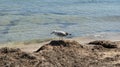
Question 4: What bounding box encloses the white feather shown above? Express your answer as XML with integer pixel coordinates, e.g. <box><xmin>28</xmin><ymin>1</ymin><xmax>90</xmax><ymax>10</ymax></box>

<box><xmin>51</xmin><ymin>30</ymin><xmax>70</xmax><ymax>37</ymax></box>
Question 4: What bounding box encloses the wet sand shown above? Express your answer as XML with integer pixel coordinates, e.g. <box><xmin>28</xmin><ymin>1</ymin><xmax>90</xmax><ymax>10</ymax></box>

<box><xmin>0</xmin><ymin>35</ymin><xmax>120</xmax><ymax>53</ymax></box>
<box><xmin>0</xmin><ymin>36</ymin><xmax>95</xmax><ymax>53</ymax></box>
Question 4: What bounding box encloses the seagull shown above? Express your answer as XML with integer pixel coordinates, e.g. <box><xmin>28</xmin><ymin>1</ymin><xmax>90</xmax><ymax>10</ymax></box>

<box><xmin>51</xmin><ymin>30</ymin><xmax>71</xmax><ymax>40</ymax></box>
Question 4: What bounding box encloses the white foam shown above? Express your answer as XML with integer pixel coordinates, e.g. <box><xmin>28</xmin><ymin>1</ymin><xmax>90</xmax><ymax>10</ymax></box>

<box><xmin>86</xmin><ymin>32</ymin><xmax>120</xmax><ymax>41</ymax></box>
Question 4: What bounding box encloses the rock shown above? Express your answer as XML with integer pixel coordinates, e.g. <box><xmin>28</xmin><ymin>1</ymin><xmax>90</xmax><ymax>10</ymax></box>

<box><xmin>35</xmin><ymin>40</ymin><xmax>83</xmax><ymax>52</ymax></box>
<box><xmin>0</xmin><ymin>47</ymin><xmax>21</xmax><ymax>53</ymax></box>
<box><xmin>88</xmin><ymin>40</ymin><xmax>117</xmax><ymax>48</ymax></box>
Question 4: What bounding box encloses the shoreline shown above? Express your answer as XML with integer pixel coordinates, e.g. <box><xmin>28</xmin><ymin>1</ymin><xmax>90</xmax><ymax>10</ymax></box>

<box><xmin>0</xmin><ymin>33</ymin><xmax>120</xmax><ymax>53</ymax></box>
<box><xmin>1</xmin><ymin>32</ymin><xmax>120</xmax><ymax>44</ymax></box>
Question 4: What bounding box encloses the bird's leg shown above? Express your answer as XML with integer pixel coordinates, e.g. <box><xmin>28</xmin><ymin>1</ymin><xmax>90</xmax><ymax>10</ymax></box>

<box><xmin>62</xmin><ymin>37</ymin><xmax>63</xmax><ymax>40</ymax></box>
<box><xmin>59</xmin><ymin>37</ymin><xmax>62</xmax><ymax>41</ymax></box>
<box><xmin>59</xmin><ymin>37</ymin><xmax>60</xmax><ymax>40</ymax></box>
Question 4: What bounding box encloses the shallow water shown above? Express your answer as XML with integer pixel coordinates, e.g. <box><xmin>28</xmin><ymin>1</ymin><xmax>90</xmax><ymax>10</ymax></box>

<box><xmin>0</xmin><ymin>0</ymin><xmax>120</xmax><ymax>43</ymax></box>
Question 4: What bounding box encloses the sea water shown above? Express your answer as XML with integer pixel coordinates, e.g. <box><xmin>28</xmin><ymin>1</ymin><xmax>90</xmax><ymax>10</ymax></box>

<box><xmin>0</xmin><ymin>0</ymin><xmax>120</xmax><ymax>43</ymax></box>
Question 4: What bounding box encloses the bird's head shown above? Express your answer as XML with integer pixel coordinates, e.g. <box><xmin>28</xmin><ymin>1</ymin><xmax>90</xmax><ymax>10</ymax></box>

<box><xmin>66</xmin><ymin>32</ymin><xmax>71</xmax><ymax>35</ymax></box>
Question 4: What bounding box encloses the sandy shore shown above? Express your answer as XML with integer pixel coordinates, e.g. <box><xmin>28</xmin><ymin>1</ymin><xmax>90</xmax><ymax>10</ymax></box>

<box><xmin>0</xmin><ymin>35</ymin><xmax>120</xmax><ymax>53</ymax></box>
<box><xmin>0</xmin><ymin>36</ymin><xmax>94</xmax><ymax>53</ymax></box>
<box><xmin>0</xmin><ymin>35</ymin><xmax>120</xmax><ymax>67</ymax></box>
